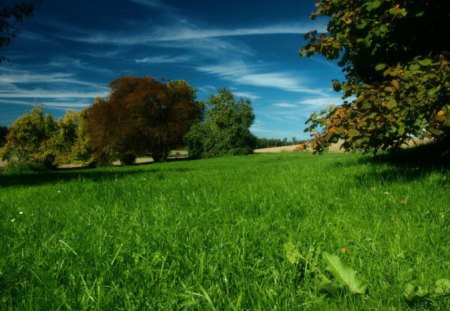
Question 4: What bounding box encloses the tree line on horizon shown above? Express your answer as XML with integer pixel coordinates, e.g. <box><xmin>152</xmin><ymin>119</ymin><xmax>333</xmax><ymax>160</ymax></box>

<box><xmin>0</xmin><ymin>76</ymin><xmax>259</xmax><ymax>170</ymax></box>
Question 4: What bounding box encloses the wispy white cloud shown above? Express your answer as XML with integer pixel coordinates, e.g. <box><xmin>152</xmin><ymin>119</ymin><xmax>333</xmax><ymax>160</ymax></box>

<box><xmin>129</xmin><ymin>0</ymin><xmax>163</xmax><ymax>8</ymax></box>
<box><xmin>254</xmin><ymin>93</ymin><xmax>341</xmax><ymax>130</ymax></box>
<box><xmin>271</xmin><ymin>95</ymin><xmax>342</xmax><ymax>109</ymax></box>
<box><xmin>81</xmin><ymin>49</ymin><xmax>124</xmax><ymax>59</ymax></box>
<box><xmin>0</xmin><ymin>99</ymin><xmax>36</xmax><ymax>106</ymax></box>
<box><xmin>0</xmin><ymin>99</ymin><xmax>91</xmax><ymax>110</ymax></box>
<box><xmin>272</xmin><ymin>103</ymin><xmax>299</xmax><ymax>108</ymax></box>
<box><xmin>0</xmin><ymin>88</ymin><xmax>107</xmax><ymax>99</ymax></box>
<box><xmin>0</xmin><ymin>68</ymin><xmax>108</xmax><ymax>101</ymax></box>
<box><xmin>198</xmin><ymin>85</ymin><xmax>260</xmax><ymax>100</ymax></box>
<box><xmin>298</xmin><ymin>96</ymin><xmax>342</xmax><ymax>107</ymax></box>
<box><xmin>264</xmin><ymin>96</ymin><xmax>342</xmax><ymax>123</ymax></box>
<box><xmin>251</xmin><ymin>125</ymin><xmax>302</xmax><ymax>138</ymax></box>
<box><xmin>64</xmin><ymin>21</ymin><xmax>317</xmax><ymax>45</ymax></box>
<box><xmin>19</xmin><ymin>31</ymin><xmax>55</xmax><ymax>43</ymax></box>
<box><xmin>232</xmin><ymin>91</ymin><xmax>260</xmax><ymax>101</ymax></box>
<box><xmin>198</xmin><ymin>61</ymin><xmax>325</xmax><ymax>95</ymax></box>
<box><xmin>135</xmin><ymin>54</ymin><xmax>192</xmax><ymax>64</ymax></box>
<box><xmin>0</xmin><ymin>68</ymin><xmax>107</xmax><ymax>90</ymax></box>
<box><xmin>151</xmin><ymin>22</ymin><xmax>316</xmax><ymax>42</ymax></box>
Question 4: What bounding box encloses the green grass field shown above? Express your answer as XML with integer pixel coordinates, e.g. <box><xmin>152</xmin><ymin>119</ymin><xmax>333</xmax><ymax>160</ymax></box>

<box><xmin>1</xmin><ymin>153</ymin><xmax>449</xmax><ymax>309</ymax></box>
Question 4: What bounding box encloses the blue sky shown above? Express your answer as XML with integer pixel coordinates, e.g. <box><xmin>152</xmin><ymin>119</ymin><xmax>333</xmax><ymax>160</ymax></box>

<box><xmin>0</xmin><ymin>0</ymin><xmax>343</xmax><ymax>139</ymax></box>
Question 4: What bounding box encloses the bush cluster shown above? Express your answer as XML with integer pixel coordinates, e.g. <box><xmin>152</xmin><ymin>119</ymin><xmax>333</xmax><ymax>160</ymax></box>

<box><xmin>1</xmin><ymin>106</ymin><xmax>93</xmax><ymax>170</ymax></box>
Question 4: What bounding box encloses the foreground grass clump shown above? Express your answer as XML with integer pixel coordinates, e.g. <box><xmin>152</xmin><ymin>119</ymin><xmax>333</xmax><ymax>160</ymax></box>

<box><xmin>0</xmin><ymin>153</ymin><xmax>449</xmax><ymax>309</ymax></box>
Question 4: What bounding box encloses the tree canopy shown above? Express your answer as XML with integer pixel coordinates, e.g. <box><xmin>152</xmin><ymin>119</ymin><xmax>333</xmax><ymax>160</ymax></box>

<box><xmin>2</xmin><ymin>105</ymin><xmax>57</xmax><ymax>168</ymax></box>
<box><xmin>1</xmin><ymin>106</ymin><xmax>93</xmax><ymax>169</ymax></box>
<box><xmin>301</xmin><ymin>0</ymin><xmax>450</xmax><ymax>153</ymax></box>
<box><xmin>87</xmin><ymin>76</ymin><xmax>202</xmax><ymax>163</ymax></box>
<box><xmin>185</xmin><ymin>89</ymin><xmax>256</xmax><ymax>158</ymax></box>
<box><xmin>0</xmin><ymin>1</ymin><xmax>35</xmax><ymax>62</ymax></box>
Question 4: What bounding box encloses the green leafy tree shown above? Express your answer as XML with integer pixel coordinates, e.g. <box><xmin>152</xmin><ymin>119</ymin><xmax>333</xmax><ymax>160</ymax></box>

<box><xmin>185</xmin><ymin>89</ymin><xmax>256</xmax><ymax>158</ymax></box>
<box><xmin>301</xmin><ymin>0</ymin><xmax>450</xmax><ymax>153</ymax></box>
<box><xmin>2</xmin><ymin>105</ymin><xmax>57</xmax><ymax>168</ymax></box>
<box><xmin>71</xmin><ymin>109</ymin><xmax>94</xmax><ymax>165</ymax></box>
<box><xmin>46</xmin><ymin>109</ymin><xmax>94</xmax><ymax>165</ymax></box>
<box><xmin>0</xmin><ymin>1</ymin><xmax>35</xmax><ymax>62</ymax></box>
<box><xmin>87</xmin><ymin>76</ymin><xmax>202</xmax><ymax>164</ymax></box>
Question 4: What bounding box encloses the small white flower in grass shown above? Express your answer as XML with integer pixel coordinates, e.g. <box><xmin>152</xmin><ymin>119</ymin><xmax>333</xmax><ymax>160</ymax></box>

<box><xmin>11</xmin><ymin>218</ymin><xmax>15</xmax><ymax>222</ymax></box>
<box><xmin>57</xmin><ymin>190</ymin><xmax>61</xmax><ymax>193</ymax></box>
<box><xmin>19</xmin><ymin>211</ymin><xmax>23</xmax><ymax>215</ymax></box>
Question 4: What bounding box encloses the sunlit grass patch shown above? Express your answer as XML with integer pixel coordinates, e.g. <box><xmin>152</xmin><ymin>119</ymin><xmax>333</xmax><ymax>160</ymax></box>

<box><xmin>0</xmin><ymin>153</ymin><xmax>448</xmax><ymax>309</ymax></box>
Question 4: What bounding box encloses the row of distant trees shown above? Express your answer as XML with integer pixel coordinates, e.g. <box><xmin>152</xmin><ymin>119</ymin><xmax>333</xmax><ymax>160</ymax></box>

<box><xmin>1</xmin><ymin>76</ymin><xmax>261</xmax><ymax>169</ymax></box>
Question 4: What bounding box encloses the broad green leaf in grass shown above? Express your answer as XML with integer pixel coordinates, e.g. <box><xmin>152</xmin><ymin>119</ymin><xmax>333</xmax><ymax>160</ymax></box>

<box><xmin>323</xmin><ymin>252</ymin><xmax>367</xmax><ymax>294</ymax></box>
<box><xmin>403</xmin><ymin>283</ymin><xmax>417</xmax><ymax>301</ymax></box>
<box><xmin>403</xmin><ymin>283</ymin><xmax>429</xmax><ymax>301</ymax></box>
<box><xmin>284</xmin><ymin>241</ymin><xmax>302</xmax><ymax>265</ymax></box>
<box><xmin>318</xmin><ymin>277</ymin><xmax>341</xmax><ymax>294</ymax></box>
<box><xmin>404</xmin><ymin>279</ymin><xmax>450</xmax><ymax>302</ymax></box>
<box><xmin>435</xmin><ymin>279</ymin><xmax>450</xmax><ymax>296</ymax></box>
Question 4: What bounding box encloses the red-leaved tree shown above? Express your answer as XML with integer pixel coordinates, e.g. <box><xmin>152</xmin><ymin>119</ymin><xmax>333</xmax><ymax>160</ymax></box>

<box><xmin>87</xmin><ymin>76</ymin><xmax>202</xmax><ymax>164</ymax></box>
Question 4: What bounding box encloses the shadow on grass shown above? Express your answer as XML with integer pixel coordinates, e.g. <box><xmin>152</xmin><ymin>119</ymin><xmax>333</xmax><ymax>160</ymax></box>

<box><xmin>355</xmin><ymin>142</ymin><xmax>449</xmax><ymax>184</ymax></box>
<box><xmin>0</xmin><ymin>163</ymin><xmax>192</xmax><ymax>188</ymax></box>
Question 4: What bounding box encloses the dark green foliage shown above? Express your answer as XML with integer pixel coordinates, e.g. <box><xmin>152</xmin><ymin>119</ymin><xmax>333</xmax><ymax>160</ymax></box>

<box><xmin>185</xmin><ymin>89</ymin><xmax>256</xmax><ymax>158</ymax></box>
<box><xmin>183</xmin><ymin>122</ymin><xmax>207</xmax><ymax>159</ymax></box>
<box><xmin>0</xmin><ymin>1</ymin><xmax>35</xmax><ymax>62</ymax></box>
<box><xmin>120</xmin><ymin>152</ymin><xmax>136</xmax><ymax>166</ymax></box>
<box><xmin>0</xmin><ymin>125</ymin><xmax>7</xmax><ymax>146</ymax></box>
<box><xmin>301</xmin><ymin>0</ymin><xmax>450</xmax><ymax>153</ymax></box>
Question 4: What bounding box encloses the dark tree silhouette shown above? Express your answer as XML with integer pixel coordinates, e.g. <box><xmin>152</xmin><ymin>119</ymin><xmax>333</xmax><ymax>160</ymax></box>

<box><xmin>0</xmin><ymin>1</ymin><xmax>36</xmax><ymax>61</ymax></box>
<box><xmin>0</xmin><ymin>125</ymin><xmax>8</xmax><ymax>146</ymax></box>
